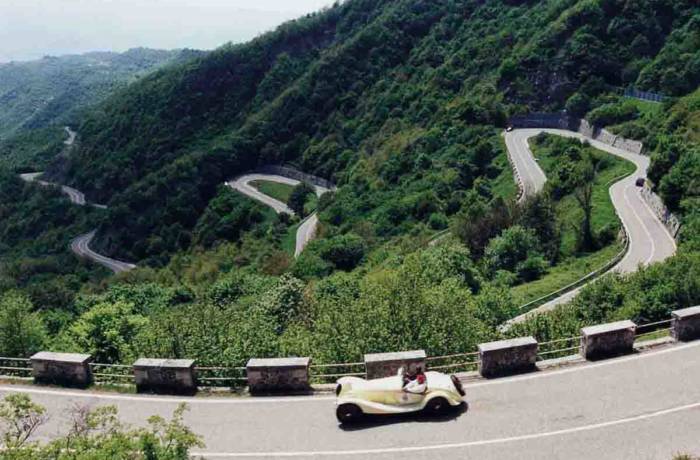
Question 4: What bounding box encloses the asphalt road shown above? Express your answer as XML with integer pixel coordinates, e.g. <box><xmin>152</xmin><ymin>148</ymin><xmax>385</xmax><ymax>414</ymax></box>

<box><xmin>2</xmin><ymin>341</ymin><xmax>698</xmax><ymax>459</ymax></box>
<box><xmin>70</xmin><ymin>231</ymin><xmax>137</xmax><ymax>274</ymax></box>
<box><xmin>18</xmin><ymin>128</ymin><xmax>135</xmax><ymax>274</ymax></box>
<box><xmin>227</xmin><ymin>173</ymin><xmax>331</xmax><ymax>257</ymax></box>
<box><xmin>504</xmin><ymin>129</ymin><xmax>677</xmax><ymax>323</ymax></box>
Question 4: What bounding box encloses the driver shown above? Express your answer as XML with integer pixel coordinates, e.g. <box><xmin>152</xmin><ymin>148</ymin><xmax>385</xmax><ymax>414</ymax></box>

<box><xmin>403</xmin><ymin>367</ymin><xmax>427</xmax><ymax>394</ymax></box>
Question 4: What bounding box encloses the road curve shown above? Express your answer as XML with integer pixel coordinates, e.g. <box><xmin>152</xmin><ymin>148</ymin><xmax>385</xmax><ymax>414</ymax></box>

<box><xmin>71</xmin><ymin>231</ymin><xmax>137</xmax><ymax>274</ymax></box>
<box><xmin>504</xmin><ymin>129</ymin><xmax>677</xmax><ymax>323</ymax></box>
<box><xmin>226</xmin><ymin>173</ymin><xmax>331</xmax><ymax>257</ymax></box>
<box><xmin>18</xmin><ymin>128</ymin><xmax>135</xmax><ymax>274</ymax></box>
<box><xmin>2</xmin><ymin>341</ymin><xmax>698</xmax><ymax>459</ymax></box>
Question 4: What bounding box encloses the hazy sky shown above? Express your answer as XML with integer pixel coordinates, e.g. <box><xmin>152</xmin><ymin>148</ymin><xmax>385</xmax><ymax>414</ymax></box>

<box><xmin>0</xmin><ymin>0</ymin><xmax>335</xmax><ymax>63</ymax></box>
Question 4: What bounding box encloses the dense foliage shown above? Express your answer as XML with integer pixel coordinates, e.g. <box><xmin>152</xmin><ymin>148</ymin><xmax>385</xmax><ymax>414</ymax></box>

<box><xmin>1</xmin><ymin>0</ymin><xmax>700</xmax><ymax>368</ymax></box>
<box><xmin>44</xmin><ymin>0</ymin><xmax>699</xmax><ymax>265</ymax></box>
<box><xmin>0</xmin><ymin>48</ymin><xmax>194</xmax><ymax>139</ymax></box>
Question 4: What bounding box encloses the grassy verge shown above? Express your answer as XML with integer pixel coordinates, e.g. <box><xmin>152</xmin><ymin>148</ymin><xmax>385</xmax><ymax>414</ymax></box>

<box><xmin>249</xmin><ymin>180</ymin><xmax>295</xmax><ymax>203</ymax></box>
<box><xmin>511</xmin><ymin>135</ymin><xmax>636</xmax><ymax>307</ymax></box>
<box><xmin>282</xmin><ymin>221</ymin><xmax>301</xmax><ymax>255</ymax></box>
<box><xmin>510</xmin><ymin>243</ymin><xmax>623</xmax><ymax>306</ymax></box>
<box><xmin>491</xmin><ymin>143</ymin><xmax>518</xmax><ymax>200</ymax></box>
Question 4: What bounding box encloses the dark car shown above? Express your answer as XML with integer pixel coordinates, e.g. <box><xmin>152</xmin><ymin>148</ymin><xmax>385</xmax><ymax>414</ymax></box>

<box><xmin>635</xmin><ymin>177</ymin><xmax>646</xmax><ymax>187</ymax></box>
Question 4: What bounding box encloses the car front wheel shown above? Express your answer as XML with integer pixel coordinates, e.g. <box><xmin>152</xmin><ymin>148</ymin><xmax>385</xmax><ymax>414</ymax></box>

<box><xmin>424</xmin><ymin>397</ymin><xmax>449</xmax><ymax>415</ymax></box>
<box><xmin>336</xmin><ymin>403</ymin><xmax>363</xmax><ymax>424</ymax></box>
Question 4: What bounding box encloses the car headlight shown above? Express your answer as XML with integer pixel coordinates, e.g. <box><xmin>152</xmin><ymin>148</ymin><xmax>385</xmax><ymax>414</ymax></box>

<box><xmin>451</xmin><ymin>375</ymin><xmax>465</xmax><ymax>396</ymax></box>
<box><xmin>335</xmin><ymin>384</ymin><xmax>342</xmax><ymax>396</ymax></box>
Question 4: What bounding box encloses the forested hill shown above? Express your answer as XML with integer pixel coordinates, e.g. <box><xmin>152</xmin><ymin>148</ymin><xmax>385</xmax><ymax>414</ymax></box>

<box><xmin>0</xmin><ymin>48</ymin><xmax>199</xmax><ymax>139</ymax></box>
<box><xmin>50</xmin><ymin>0</ymin><xmax>700</xmax><ymax>264</ymax></box>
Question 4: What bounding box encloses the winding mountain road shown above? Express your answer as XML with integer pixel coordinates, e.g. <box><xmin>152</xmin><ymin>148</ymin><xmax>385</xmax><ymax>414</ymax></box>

<box><xmin>3</xmin><ymin>129</ymin><xmax>696</xmax><ymax>459</ymax></box>
<box><xmin>1</xmin><ymin>341</ymin><xmax>698</xmax><ymax>459</ymax></box>
<box><xmin>227</xmin><ymin>173</ymin><xmax>331</xmax><ymax>257</ymax></box>
<box><xmin>18</xmin><ymin>128</ymin><xmax>135</xmax><ymax>274</ymax></box>
<box><xmin>504</xmin><ymin>129</ymin><xmax>677</xmax><ymax>323</ymax></box>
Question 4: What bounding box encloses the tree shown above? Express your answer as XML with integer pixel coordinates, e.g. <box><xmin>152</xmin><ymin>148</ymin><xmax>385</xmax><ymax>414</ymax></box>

<box><xmin>519</xmin><ymin>193</ymin><xmax>561</xmax><ymax>263</ymax></box>
<box><xmin>287</xmin><ymin>182</ymin><xmax>316</xmax><ymax>217</ymax></box>
<box><xmin>485</xmin><ymin>225</ymin><xmax>547</xmax><ymax>281</ymax></box>
<box><xmin>319</xmin><ymin>234</ymin><xmax>366</xmax><ymax>271</ymax></box>
<box><xmin>63</xmin><ymin>301</ymin><xmax>148</xmax><ymax>364</ymax></box>
<box><xmin>574</xmin><ymin>164</ymin><xmax>595</xmax><ymax>251</ymax></box>
<box><xmin>0</xmin><ymin>292</ymin><xmax>47</xmax><ymax>358</ymax></box>
<box><xmin>0</xmin><ymin>394</ymin><xmax>46</xmax><ymax>451</ymax></box>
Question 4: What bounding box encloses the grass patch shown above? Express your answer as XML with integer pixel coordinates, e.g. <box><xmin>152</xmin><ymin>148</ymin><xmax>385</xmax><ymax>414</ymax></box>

<box><xmin>249</xmin><ymin>180</ymin><xmax>295</xmax><ymax>203</ymax></box>
<box><xmin>491</xmin><ymin>141</ymin><xmax>518</xmax><ymax>200</ymax></box>
<box><xmin>511</xmin><ymin>242</ymin><xmax>623</xmax><ymax>306</ymax></box>
<box><xmin>282</xmin><ymin>221</ymin><xmax>301</xmax><ymax>255</ymax></box>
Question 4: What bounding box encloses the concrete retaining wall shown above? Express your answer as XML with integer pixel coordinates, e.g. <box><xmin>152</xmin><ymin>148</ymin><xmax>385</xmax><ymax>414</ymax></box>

<box><xmin>478</xmin><ymin>337</ymin><xmax>538</xmax><ymax>378</ymax></box>
<box><xmin>672</xmin><ymin>306</ymin><xmax>700</xmax><ymax>342</ymax></box>
<box><xmin>31</xmin><ymin>352</ymin><xmax>93</xmax><ymax>387</ymax></box>
<box><xmin>133</xmin><ymin>358</ymin><xmax>197</xmax><ymax>394</ymax></box>
<box><xmin>640</xmin><ymin>185</ymin><xmax>681</xmax><ymax>238</ymax></box>
<box><xmin>256</xmin><ymin>165</ymin><xmax>336</xmax><ymax>191</ymax></box>
<box><xmin>581</xmin><ymin>320</ymin><xmax>636</xmax><ymax>360</ymax></box>
<box><xmin>508</xmin><ymin>114</ymin><xmax>644</xmax><ymax>155</ymax></box>
<box><xmin>247</xmin><ymin>357</ymin><xmax>311</xmax><ymax>394</ymax></box>
<box><xmin>365</xmin><ymin>350</ymin><xmax>426</xmax><ymax>380</ymax></box>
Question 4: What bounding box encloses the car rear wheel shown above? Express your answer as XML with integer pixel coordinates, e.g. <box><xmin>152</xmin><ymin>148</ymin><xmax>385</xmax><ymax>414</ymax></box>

<box><xmin>336</xmin><ymin>403</ymin><xmax>363</xmax><ymax>423</ymax></box>
<box><xmin>424</xmin><ymin>397</ymin><xmax>449</xmax><ymax>415</ymax></box>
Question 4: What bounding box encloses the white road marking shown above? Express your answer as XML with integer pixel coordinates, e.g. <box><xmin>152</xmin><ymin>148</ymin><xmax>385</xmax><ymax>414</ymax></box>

<box><xmin>622</xmin><ymin>183</ymin><xmax>656</xmax><ymax>266</ymax></box>
<box><xmin>193</xmin><ymin>401</ymin><xmax>700</xmax><ymax>457</ymax></box>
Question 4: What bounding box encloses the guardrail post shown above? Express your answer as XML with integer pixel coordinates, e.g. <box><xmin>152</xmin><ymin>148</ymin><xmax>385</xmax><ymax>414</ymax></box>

<box><xmin>30</xmin><ymin>352</ymin><xmax>93</xmax><ymax>387</ymax></box>
<box><xmin>246</xmin><ymin>357</ymin><xmax>311</xmax><ymax>394</ymax></box>
<box><xmin>133</xmin><ymin>358</ymin><xmax>197</xmax><ymax>394</ymax></box>
<box><xmin>364</xmin><ymin>350</ymin><xmax>426</xmax><ymax>380</ymax></box>
<box><xmin>671</xmin><ymin>306</ymin><xmax>700</xmax><ymax>342</ymax></box>
<box><xmin>478</xmin><ymin>337</ymin><xmax>538</xmax><ymax>378</ymax></box>
<box><xmin>580</xmin><ymin>320</ymin><xmax>636</xmax><ymax>360</ymax></box>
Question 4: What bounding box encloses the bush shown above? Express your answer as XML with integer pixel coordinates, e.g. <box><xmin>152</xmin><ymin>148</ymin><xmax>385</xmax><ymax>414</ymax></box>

<box><xmin>428</xmin><ymin>212</ymin><xmax>449</xmax><ymax>230</ymax></box>
<box><xmin>287</xmin><ymin>182</ymin><xmax>316</xmax><ymax>217</ymax></box>
<box><xmin>587</xmin><ymin>101</ymin><xmax>639</xmax><ymax>127</ymax></box>
<box><xmin>485</xmin><ymin>225</ymin><xmax>547</xmax><ymax>282</ymax></box>
<box><xmin>319</xmin><ymin>234</ymin><xmax>366</xmax><ymax>271</ymax></box>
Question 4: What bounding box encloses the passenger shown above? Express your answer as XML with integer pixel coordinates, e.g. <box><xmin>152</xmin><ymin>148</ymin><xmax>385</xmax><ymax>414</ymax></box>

<box><xmin>403</xmin><ymin>368</ymin><xmax>427</xmax><ymax>394</ymax></box>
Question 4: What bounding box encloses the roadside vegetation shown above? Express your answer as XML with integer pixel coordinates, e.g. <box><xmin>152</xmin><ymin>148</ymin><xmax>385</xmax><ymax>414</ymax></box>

<box><xmin>0</xmin><ymin>393</ymin><xmax>201</xmax><ymax>459</ymax></box>
<box><xmin>0</xmin><ymin>0</ymin><xmax>699</xmax><ymax>369</ymax></box>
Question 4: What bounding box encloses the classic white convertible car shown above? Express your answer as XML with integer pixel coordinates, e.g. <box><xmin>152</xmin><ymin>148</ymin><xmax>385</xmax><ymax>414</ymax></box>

<box><xmin>335</xmin><ymin>368</ymin><xmax>466</xmax><ymax>423</ymax></box>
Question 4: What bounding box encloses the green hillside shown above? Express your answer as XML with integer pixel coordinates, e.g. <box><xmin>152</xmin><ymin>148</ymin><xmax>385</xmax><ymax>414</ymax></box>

<box><xmin>0</xmin><ymin>48</ymin><xmax>200</xmax><ymax>169</ymax></box>
<box><xmin>1</xmin><ymin>0</ymin><xmax>699</xmax><ymax>366</ymax></box>
<box><xmin>45</xmin><ymin>0</ymin><xmax>699</xmax><ymax>265</ymax></box>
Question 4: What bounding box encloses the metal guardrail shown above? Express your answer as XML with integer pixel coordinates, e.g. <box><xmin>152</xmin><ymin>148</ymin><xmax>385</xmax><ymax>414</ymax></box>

<box><xmin>517</xmin><ymin>230</ymin><xmax>629</xmax><ymax>313</ymax></box>
<box><xmin>0</xmin><ymin>357</ymin><xmax>31</xmax><ymax>379</ymax></box>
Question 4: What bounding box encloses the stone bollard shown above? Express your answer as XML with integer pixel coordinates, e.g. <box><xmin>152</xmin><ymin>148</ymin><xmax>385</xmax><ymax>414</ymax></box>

<box><xmin>364</xmin><ymin>350</ymin><xmax>426</xmax><ymax>380</ymax></box>
<box><xmin>133</xmin><ymin>358</ymin><xmax>197</xmax><ymax>394</ymax></box>
<box><xmin>671</xmin><ymin>306</ymin><xmax>700</xmax><ymax>342</ymax></box>
<box><xmin>581</xmin><ymin>320</ymin><xmax>636</xmax><ymax>360</ymax></box>
<box><xmin>246</xmin><ymin>357</ymin><xmax>311</xmax><ymax>394</ymax></box>
<box><xmin>30</xmin><ymin>352</ymin><xmax>93</xmax><ymax>387</ymax></box>
<box><xmin>478</xmin><ymin>337</ymin><xmax>538</xmax><ymax>378</ymax></box>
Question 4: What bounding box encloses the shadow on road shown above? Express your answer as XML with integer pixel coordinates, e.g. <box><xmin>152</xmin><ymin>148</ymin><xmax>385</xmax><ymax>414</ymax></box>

<box><xmin>338</xmin><ymin>401</ymin><xmax>469</xmax><ymax>431</ymax></box>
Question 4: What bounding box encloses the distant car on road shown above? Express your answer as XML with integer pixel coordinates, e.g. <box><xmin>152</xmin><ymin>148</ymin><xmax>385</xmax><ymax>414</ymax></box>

<box><xmin>335</xmin><ymin>368</ymin><xmax>465</xmax><ymax>423</ymax></box>
<box><xmin>506</xmin><ymin>126</ymin><xmax>513</xmax><ymax>132</ymax></box>
<box><xmin>635</xmin><ymin>177</ymin><xmax>646</xmax><ymax>187</ymax></box>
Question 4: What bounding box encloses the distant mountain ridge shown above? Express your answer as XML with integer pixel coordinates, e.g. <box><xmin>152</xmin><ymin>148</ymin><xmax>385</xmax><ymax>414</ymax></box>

<box><xmin>0</xmin><ymin>47</ymin><xmax>202</xmax><ymax>139</ymax></box>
